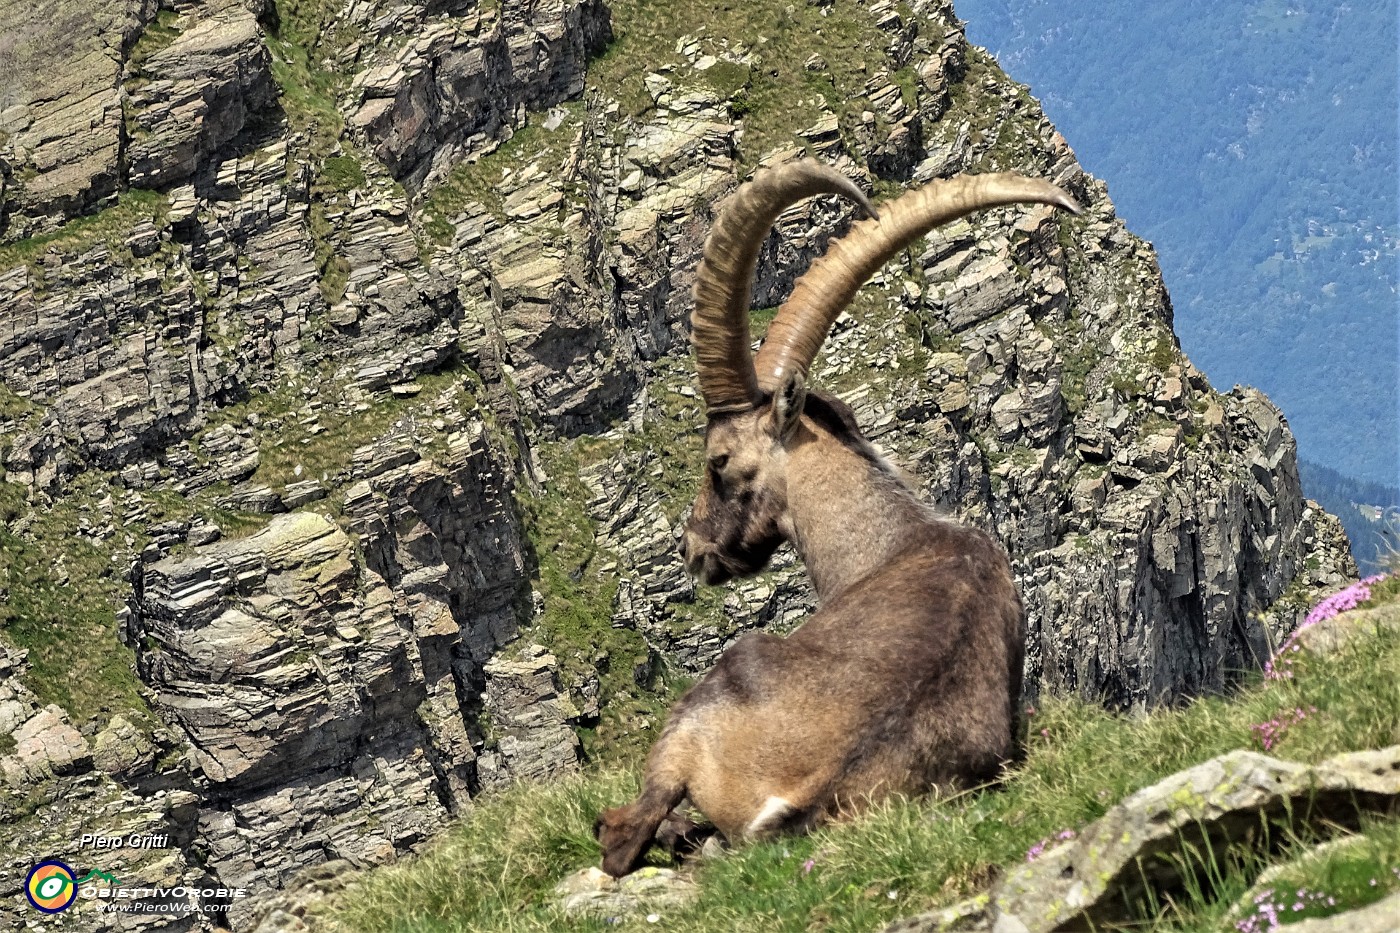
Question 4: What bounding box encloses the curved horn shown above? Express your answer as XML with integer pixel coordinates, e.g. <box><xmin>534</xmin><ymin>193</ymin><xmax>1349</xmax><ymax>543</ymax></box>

<box><xmin>692</xmin><ymin>160</ymin><xmax>877</xmax><ymax>414</ymax></box>
<box><xmin>753</xmin><ymin>173</ymin><xmax>1081</xmax><ymax>392</ymax></box>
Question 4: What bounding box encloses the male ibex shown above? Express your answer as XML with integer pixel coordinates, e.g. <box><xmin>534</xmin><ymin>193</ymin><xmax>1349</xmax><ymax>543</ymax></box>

<box><xmin>597</xmin><ymin>160</ymin><xmax>1080</xmax><ymax>877</ymax></box>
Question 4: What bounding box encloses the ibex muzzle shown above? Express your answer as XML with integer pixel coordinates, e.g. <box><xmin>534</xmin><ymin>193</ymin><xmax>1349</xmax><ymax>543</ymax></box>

<box><xmin>598</xmin><ymin>159</ymin><xmax>1081</xmax><ymax>877</ymax></box>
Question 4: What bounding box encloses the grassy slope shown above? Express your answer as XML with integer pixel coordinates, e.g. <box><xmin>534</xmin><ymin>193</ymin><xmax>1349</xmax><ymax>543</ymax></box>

<box><xmin>331</xmin><ymin>594</ymin><xmax>1400</xmax><ymax>933</ymax></box>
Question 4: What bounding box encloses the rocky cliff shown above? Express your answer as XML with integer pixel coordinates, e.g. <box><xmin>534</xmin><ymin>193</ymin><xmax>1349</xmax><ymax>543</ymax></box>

<box><xmin>0</xmin><ymin>0</ymin><xmax>1354</xmax><ymax>927</ymax></box>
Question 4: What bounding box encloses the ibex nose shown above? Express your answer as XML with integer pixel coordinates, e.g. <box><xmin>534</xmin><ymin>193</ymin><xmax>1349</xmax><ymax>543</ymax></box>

<box><xmin>676</xmin><ymin>528</ymin><xmax>690</xmax><ymax>561</ymax></box>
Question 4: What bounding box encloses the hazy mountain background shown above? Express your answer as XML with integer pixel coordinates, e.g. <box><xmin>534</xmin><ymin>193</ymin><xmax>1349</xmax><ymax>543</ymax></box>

<box><xmin>1298</xmin><ymin>460</ymin><xmax>1399</xmax><ymax>575</ymax></box>
<box><xmin>956</xmin><ymin>0</ymin><xmax>1399</xmax><ymax>566</ymax></box>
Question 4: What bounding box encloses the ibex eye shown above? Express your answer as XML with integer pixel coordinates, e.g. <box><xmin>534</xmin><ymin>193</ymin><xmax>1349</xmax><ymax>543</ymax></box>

<box><xmin>709</xmin><ymin>455</ymin><xmax>729</xmax><ymax>473</ymax></box>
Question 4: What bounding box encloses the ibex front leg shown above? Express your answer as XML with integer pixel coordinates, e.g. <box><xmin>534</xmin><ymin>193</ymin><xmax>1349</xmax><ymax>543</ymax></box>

<box><xmin>595</xmin><ymin>733</ymin><xmax>690</xmax><ymax>877</ymax></box>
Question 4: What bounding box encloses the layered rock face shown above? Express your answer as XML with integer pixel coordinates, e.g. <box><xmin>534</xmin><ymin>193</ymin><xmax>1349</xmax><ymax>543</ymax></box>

<box><xmin>126</xmin><ymin>0</ymin><xmax>278</xmax><ymax>190</ymax></box>
<box><xmin>0</xmin><ymin>0</ymin><xmax>159</xmax><ymax>236</ymax></box>
<box><xmin>0</xmin><ymin>0</ymin><xmax>1355</xmax><ymax>925</ymax></box>
<box><xmin>122</xmin><ymin>423</ymin><xmax>550</xmax><ymax>925</ymax></box>
<box><xmin>347</xmin><ymin>0</ymin><xmax>612</xmax><ymax>189</ymax></box>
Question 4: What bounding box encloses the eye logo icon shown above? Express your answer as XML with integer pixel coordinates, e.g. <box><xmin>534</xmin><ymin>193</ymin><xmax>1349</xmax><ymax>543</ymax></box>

<box><xmin>26</xmin><ymin>860</ymin><xmax>78</xmax><ymax>913</ymax></box>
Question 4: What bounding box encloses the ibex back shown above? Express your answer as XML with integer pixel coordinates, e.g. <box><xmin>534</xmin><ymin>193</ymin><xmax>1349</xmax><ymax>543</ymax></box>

<box><xmin>597</xmin><ymin>160</ymin><xmax>1081</xmax><ymax>877</ymax></box>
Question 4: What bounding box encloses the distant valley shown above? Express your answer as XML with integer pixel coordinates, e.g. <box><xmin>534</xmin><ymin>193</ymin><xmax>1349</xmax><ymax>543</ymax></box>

<box><xmin>957</xmin><ymin>0</ymin><xmax>1399</xmax><ymax>503</ymax></box>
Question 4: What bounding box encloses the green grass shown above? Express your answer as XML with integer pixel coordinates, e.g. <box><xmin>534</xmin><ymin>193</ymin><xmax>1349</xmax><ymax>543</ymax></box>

<box><xmin>332</xmin><ymin>769</ymin><xmax>641</xmax><ymax>931</ymax></box>
<box><xmin>1150</xmin><ymin>333</ymin><xmax>1179</xmax><ymax>372</ymax></box>
<box><xmin>1116</xmin><ymin>812</ymin><xmax>1400</xmax><ymax>933</ymax></box>
<box><xmin>1210</xmin><ymin>818</ymin><xmax>1400</xmax><ymax>932</ymax></box>
<box><xmin>0</xmin><ymin>189</ymin><xmax>168</xmax><ymax>281</ymax></box>
<box><xmin>1362</xmin><ymin>574</ymin><xmax>1400</xmax><ymax>607</ymax></box>
<box><xmin>0</xmin><ymin>382</ymin><xmax>39</xmax><ymax>424</ymax></box>
<box><xmin>1057</xmin><ymin>311</ymin><xmax>1101</xmax><ymax>415</ymax></box>
<box><xmin>264</xmin><ymin>0</ymin><xmax>371</xmax><ymax>299</ymax></box>
<box><xmin>264</xmin><ymin>0</ymin><xmax>352</xmax><ymax>158</ymax></box>
<box><xmin>584</xmin><ymin>0</ymin><xmax>895</xmax><ymax>169</ymax></box>
<box><xmin>321</xmin><ymin>154</ymin><xmax>367</xmax><ymax>192</ymax></box>
<box><xmin>514</xmin><ymin>435</ymin><xmax>676</xmax><ymax>764</ymax></box>
<box><xmin>418</xmin><ymin>102</ymin><xmax>587</xmax><ymax>243</ymax></box>
<box><xmin>326</xmin><ymin>595</ymin><xmax>1400</xmax><ymax>933</ymax></box>
<box><xmin>0</xmin><ymin>474</ymin><xmax>151</xmax><ymax>728</ymax></box>
<box><xmin>126</xmin><ymin>9</ymin><xmax>182</xmax><ymax>79</ymax></box>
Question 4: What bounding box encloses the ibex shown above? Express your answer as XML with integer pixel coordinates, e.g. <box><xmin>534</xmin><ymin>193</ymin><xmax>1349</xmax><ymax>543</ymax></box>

<box><xmin>597</xmin><ymin>160</ymin><xmax>1081</xmax><ymax>877</ymax></box>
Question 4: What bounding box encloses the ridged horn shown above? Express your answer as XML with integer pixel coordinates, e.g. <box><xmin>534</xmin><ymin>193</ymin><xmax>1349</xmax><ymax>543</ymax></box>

<box><xmin>753</xmin><ymin>173</ymin><xmax>1081</xmax><ymax>392</ymax></box>
<box><xmin>692</xmin><ymin>159</ymin><xmax>877</xmax><ymax>414</ymax></box>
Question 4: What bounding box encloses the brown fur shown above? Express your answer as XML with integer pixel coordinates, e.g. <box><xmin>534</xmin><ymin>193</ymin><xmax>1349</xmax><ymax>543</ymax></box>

<box><xmin>597</xmin><ymin>388</ymin><xmax>1026</xmax><ymax>876</ymax></box>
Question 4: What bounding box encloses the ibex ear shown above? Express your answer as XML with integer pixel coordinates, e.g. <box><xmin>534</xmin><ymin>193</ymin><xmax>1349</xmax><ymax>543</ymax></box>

<box><xmin>770</xmin><ymin>371</ymin><xmax>807</xmax><ymax>442</ymax></box>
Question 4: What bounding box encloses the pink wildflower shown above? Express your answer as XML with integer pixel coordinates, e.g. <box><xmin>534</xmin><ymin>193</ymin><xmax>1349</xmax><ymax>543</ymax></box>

<box><xmin>1266</xmin><ymin>574</ymin><xmax>1389</xmax><ymax>680</ymax></box>
<box><xmin>1250</xmin><ymin>705</ymin><xmax>1315</xmax><ymax>751</ymax></box>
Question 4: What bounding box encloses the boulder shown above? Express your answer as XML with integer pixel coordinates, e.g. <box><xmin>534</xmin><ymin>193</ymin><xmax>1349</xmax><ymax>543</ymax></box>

<box><xmin>552</xmin><ymin>865</ymin><xmax>699</xmax><ymax>917</ymax></box>
<box><xmin>887</xmin><ymin>745</ymin><xmax>1400</xmax><ymax>932</ymax></box>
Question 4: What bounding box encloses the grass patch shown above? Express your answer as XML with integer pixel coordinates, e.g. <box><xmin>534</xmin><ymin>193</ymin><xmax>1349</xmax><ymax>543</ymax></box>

<box><xmin>264</xmin><ymin>0</ymin><xmax>372</xmax><ymax>299</ymax></box>
<box><xmin>0</xmin><ymin>381</ymin><xmax>39</xmax><ymax>424</ymax></box>
<box><xmin>330</xmin><ymin>596</ymin><xmax>1400</xmax><ymax>931</ymax></box>
<box><xmin>587</xmin><ymin>0</ymin><xmax>895</xmax><ymax>169</ymax></box>
<box><xmin>0</xmin><ymin>189</ymin><xmax>168</xmax><ymax>282</ymax></box>
<box><xmin>509</xmin><ymin>359</ymin><xmax>711</xmax><ymax>761</ymax></box>
<box><xmin>419</xmin><ymin>103</ymin><xmax>586</xmax><ymax>242</ymax></box>
<box><xmin>622</xmin><ymin>366</ymin><xmax>708</xmax><ymax>525</ymax></box>
<box><xmin>500</xmin><ymin>351</ymin><xmax>793</xmax><ymax>768</ymax></box>
<box><xmin>515</xmin><ymin>436</ymin><xmax>673</xmax><ymax>763</ymax></box>
<box><xmin>1057</xmin><ymin>311</ymin><xmax>1100</xmax><ymax>414</ymax></box>
<box><xmin>0</xmin><ymin>474</ymin><xmax>152</xmax><ymax>728</ymax></box>
<box><xmin>311</xmin><ymin>203</ymin><xmax>352</xmax><ymax>304</ymax></box>
<box><xmin>1216</xmin><ymin>817</ymin><xmax>1400</xmax><ymax>932</ymax></box>
<box><xmin>321</xmin><ymin>154</ymin><xmax>367</xmax><ymax>192</ymax></box>
<box><xmin>126</xmin><ymin>9</ymin><xmax>182</xmax><ymax>78</ymax></box>
<box><xmin>264</xmin><ymin>0</ymin><xmax>353</xmax><ymax>158</ymax></box>
<box><xmin>749</xmin><ymin>306</ymin><xmax>778</xmax><ymax>340</ymax></box>
<box><xmin>1150</xmin><ymin>333</ymin><xmax>1178</xmax><ymax>372</ymax></box>
<box><xmin>332</xmin><ymin>769</ymin><xmax>642</xmax><ymax>931</ymax></box>
<box><xmin>1362</xmin><ymin>573</ymin><xmax>1400</xmax><ymax>607</ymax></box>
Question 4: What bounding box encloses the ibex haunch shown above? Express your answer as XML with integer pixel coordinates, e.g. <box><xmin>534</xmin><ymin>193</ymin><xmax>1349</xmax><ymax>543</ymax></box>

<box><xmin>597</xmin><ymin>161</ymin><xmax>1081</xmax><ymax>877</ymax></box>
